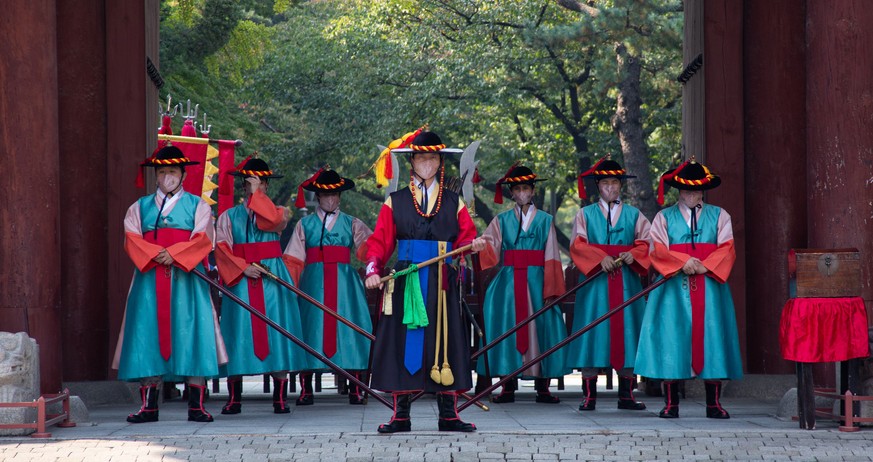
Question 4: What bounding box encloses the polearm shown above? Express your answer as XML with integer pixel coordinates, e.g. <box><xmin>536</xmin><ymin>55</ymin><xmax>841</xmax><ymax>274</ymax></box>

<box><xmin>471</xmin><ymin>263</ymin><xmax>617</xmax><ymax>361</ymax></box>
<box><xmin>252</xmin><ymin>263</ymin><xmax>375</xmax><ymax>341</ymax></box>
<box><xmin>378</xmin><ymin>244</ymin><xmax>473</xmax><ymax>284</ymax></box>
<box><xmin>157</xmin><ymin>133</ymin><xmax>243</xmax><ymax>147</ymax></box>
<box><xmin>190</xmin><ymin>268</ymin><xmax>393</xmax><ymax>409</ymax></box>
<box><xmin>457</xmin><ymin>274</ymin><xmax>671</xmax><ymax>413</ymax></box>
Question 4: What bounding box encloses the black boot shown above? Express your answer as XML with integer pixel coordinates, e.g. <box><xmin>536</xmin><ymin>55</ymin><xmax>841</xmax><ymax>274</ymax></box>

<box><xmin>296</xmin><ymin>372</ymin><xmax>314</xmax><ymax>405</ymax></box>
<box><xmin>491</xmin><ymin>377</ymin><xmax>516</xmax><ymax>403</ymax></box>
<box><xmin>127</xmin><ymin>384</ymin><xmax>160</xmax><ymax>423</ymax></box>
<box><xmin>221</xmin><ymin>378</ymin><xmax>242</xmax><ymax>415</ymax></box>
<box><xmin>705</xmin><ymin>380</ymin><xmax>730</xmax><ymax>419</ymax></box>
<box><xmin>474</xmin><ymin>374</ymin><xmax>491</xmax><ymax>395</ymax></box>
<box><xmin>658</xmin><ymin>380</ymin><xmax>680</xmax><ymax>418</ymax></box>
<box><xmin>377</xmin><ymin>393</ymin><xmax>412</xmax><ymax>433</ymax></box>
<box><xmin>578</xmin><ymin>376</ymin><xmax>597</xmax><ymax>411</ymax></box>
<box><xmin>535</xmin><ymin>378</ymin><xmax>560</xmax><ymax>403</ymax></box>
<box><xmin>187</xmin><ymin>384</ymin><xmax>214</xmax><ymax>422</ymax></box>
<box><xmin>617</xmin><ymin>375</ymin><xmax>646</xmax><ymax>410</ymax></box>
<box><xmin>437</xmin><ymin>392</ymin><xmax>476</xmax><ymax>432</ymax></box>
<box><xmin>348</xmin><ymin>372</ymin><xmax>365</xmax><ymax>405</ymax></box>
<box><xmin>273</xmin><ymin>376</ymin><xmax>291</xmax><ymax>413</ymax></box>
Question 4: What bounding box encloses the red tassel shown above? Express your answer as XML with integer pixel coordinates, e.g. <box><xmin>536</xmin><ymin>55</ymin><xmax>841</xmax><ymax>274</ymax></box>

<box><xmin>472</xmin><ymin>167</ymin><xmax>481</xmax><ymax>184</ymax></box>
<box><xmin>494</xmin><ymin>185</ymin><xmax>504</xmax><ymax>204</ymax></box>
<box><xmin>658</xmin><ymin>160</ymin><xmax>689</xmax><ymax>206</ymax></box>
<box><xmin>577</xmin><ymin>174</ymin><xmax>586</xmax><ymax>200</ymax></box>
<box><xmin>135</xmin><ymin>165</ymin><xmax>145</xmax><ymax>188</ymax></box>
<box><xmin>385</xmin><ymin>153</ymin><xmax>393</xmax><ymax>179</ymax></box>
<box><xmin>235</xmin><ymin>155</ymin><xmax>252</xmax><ymax>172</ymax></box>
<box><xmin>295</xmin><ymin>183</ymin><xmax>307</xmax><ymax>208</ymax></box>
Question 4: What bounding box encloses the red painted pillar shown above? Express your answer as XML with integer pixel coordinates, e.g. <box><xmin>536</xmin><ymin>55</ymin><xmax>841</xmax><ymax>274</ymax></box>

<box><xmin>805</xmin><ymin>2</ymin><xmax>873</xmax><ymax>319</ymax></box>
<box><xmin>56</xmin><ymin>0</ymin><xmax>110</xmax><ymax>380</ymax></box>
<box><xmin>702</xmin><ymin>0</ymin><xmax>748</xmax><ymax>368</ymax></box>
<box><xmin>742</xmin><ymin>0</ymin><xmax>807</xmax><ymax>374</ymax></box>
<box><xmin>0</xmin><ymin>1</ymin><xmax>64</xmax><ymax>392</ymax></box>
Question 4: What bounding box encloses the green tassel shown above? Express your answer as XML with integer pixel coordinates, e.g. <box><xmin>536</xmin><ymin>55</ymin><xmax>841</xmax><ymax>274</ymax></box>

<box><xmin>397</xmin><ymin>264</ymin><xmax>428</xmax><ymax>329</ymax></box>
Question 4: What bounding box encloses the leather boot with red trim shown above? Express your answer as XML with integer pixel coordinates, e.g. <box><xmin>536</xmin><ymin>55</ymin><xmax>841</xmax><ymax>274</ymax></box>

<box><xmin>348</xmin><ymin>372</ymin><xmax>365</xmax><ymax>405</ymax></box>
<box><xmin>377</xmin><ymin>393</ymin><xmax>411</xmax><ymax>433</ymax></box>
<box><xmin>535</xmin><ymin>378</ymin><xmax>561</xmax><ymax>403</ymax></box>
<box><xmin>221</xmin><ymin>378</ymin><xmax>242</xmax><ymax>415</ymax></box>
<box><xmin>705</xmin><ymin>380</ymin><xmax>730</xmax><ymax>419</ymax></box>
<box><xmin>127</xmin><ymin>384</ymin><xmax>160</xmax><ymax>423</ymax></box>
<box><xmin>578</xmin><ymin>376</ymin><xmax>597</xmax><ymax>411</ymax></box>
<box><xmin>658</xmin><ymin>380</ymin><xmax>680</xmax><ymax>418</ymax></box>
<box><xmin>187</xmin><ymin>384</ymin><xmax>214</xmax><ymax>422</ymax></box>
<box><xmin>491</xmin><ymin>377</ymin><xmax>516</xmax><ymax>403</ymax></box>
<box><xmin>273</xmin><ymin>376</ymin><xmax>291</xmax><ymax>413</ymax></box>
<box><xmin>617</xmin><ymin>375</ymin><xmax>646</xmax><ymax>410</ymax></box>
<box><xmin>296</xmin><ymin>372</ymin><xmax>314</xmax><ymax>405</ymax></box>
<box><xmin>437</xmin><ymin>392</ymin><xmax>476</xmax><ymax>432</ymax></box>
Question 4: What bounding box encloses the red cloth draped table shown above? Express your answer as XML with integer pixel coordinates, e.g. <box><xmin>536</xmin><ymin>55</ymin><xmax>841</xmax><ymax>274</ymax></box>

<box><xmin>779</xmin><ymin>296</ymin><xmax>870</xmax><ymax>430</ymax></box>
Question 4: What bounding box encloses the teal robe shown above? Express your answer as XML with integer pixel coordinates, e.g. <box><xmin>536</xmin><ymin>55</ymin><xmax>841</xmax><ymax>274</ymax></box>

<box><xmin>476</xmin><ymin>208</ymin><xmax>569</xmax><ymax>378</ymax></box>
<box><xmin>565</xmin><ymin>204</ymin><xmax>647</xmax><ymax>369</ymax></box>
<box><xmin>117</xmin><ymin>192</ymin><xmax>221</xmax><ymax>381</ymax></box>
<box><xmin>634</xmin><ymin>204</ymin><xmax>743</xmax><ymax>380</ymax></box>
<box><xmin>296</xmin><ymin>212</ymin><xmax>372</xmax><ymax>371</ymax></box>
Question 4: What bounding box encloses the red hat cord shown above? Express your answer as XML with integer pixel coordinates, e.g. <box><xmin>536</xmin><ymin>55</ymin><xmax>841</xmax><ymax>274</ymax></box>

<box><xmin>295</xmin><ymin>167</ymin><xmax>326</xmax><ymax>208</ymax></box>
<box><xmin>657</xmin><ymin>160</ymin><xmax>690</xmax><ymax>206</ymax></box>
<box><xmin>493</xmin><ymin>161</ymin><xmax>521</xmax><ymax>204</ymax></box>
<box><xmin>576</xmin><ymin>157</ymin><xmax>608</xmax><ymax>200</ymax></box>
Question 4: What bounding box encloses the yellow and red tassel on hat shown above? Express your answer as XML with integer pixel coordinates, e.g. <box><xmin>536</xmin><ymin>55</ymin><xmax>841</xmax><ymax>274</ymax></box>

<box><xmin>657</xmin><ymin>160</ymin><xmax>689</xmax><ymax>206</ymax></box>
<box><xmin>295</xmin><ymin>167</ymin><xmax>326</xmax><ymax>208</ymax></box>
<box><xmin>576</xmin><ymin>157</ymin><xmax>608</xmax><ymax>200</ymax></box>
<box><xmin>372</xmin><ymin>126</ymin><xmax>425</xmax><ymax>188</ymax></box>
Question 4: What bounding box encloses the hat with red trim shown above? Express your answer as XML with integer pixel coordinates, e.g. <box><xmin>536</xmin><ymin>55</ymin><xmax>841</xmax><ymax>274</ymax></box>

<box><xmin>493</xmin><ymin>162</ymin><xmax>547</xmax><ymax>204</ymax></box>
<box><xmin>657</xmin><ymin>156</ymin><xmax>721</xmax><ymax>205</ymax></box>
<box><xmin>228</xmin><ymin>157</ymin><xmax>284</xmax><ymax>179</ymax></box>
<box><xmin>576</xmin><ymin>156</ymin><xmax>635</xmax><ymax>199</ymax></box>
<box><xmin>135</xmin><ymin>145</ymin><xmax>200</xmax><ymax>188</ymax></box>
<box><xmin>295</xmin><ymin>167</ymin><xmax>355</xmax><ymax>208</ymax></box>
<box><xmin>391</xmin><ymin>131</ymin><xmax>463</xmax><ymax>157</ymax></box>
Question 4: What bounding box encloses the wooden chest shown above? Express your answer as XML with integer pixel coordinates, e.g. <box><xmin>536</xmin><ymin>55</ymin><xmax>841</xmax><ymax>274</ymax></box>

<box><xmin>788</xmin><ymin>248</ymin><xmax>861</xmax><ymax>298</ymax></box>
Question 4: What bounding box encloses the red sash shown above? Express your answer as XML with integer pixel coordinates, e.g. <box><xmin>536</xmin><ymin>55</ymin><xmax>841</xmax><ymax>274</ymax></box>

<box><xmin>503</xmin><ymin>249</ymin><xmax>545</xmax><ymax>354</ymax></box>
<box><xmin>144</xmin><ymin>228</ymin><xmax>193</xmax><ymax>360</ymax></box>
<box><xmin>233</xmin><ymin>241</ymin><xmax>283</xmax><ymax>360</ymax></box>
<box><xmin>669</xmin><ymin>243</ymin><xmax>717</xmax><ymax>375</ymax></box>
<box><xmin>306</xmin><ymin>246</ymin><xmax>351</xmax><ymax>358</ymax></box>
<box><xmin>590</xmin><ymin>244</ymin><xmax>633</xmax><ymax>371</ymax></box>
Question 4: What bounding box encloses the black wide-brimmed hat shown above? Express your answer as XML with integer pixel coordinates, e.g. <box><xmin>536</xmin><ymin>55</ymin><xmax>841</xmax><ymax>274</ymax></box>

<box><xmin>494</xmin><ymin>162</ymin><xmax>547</xmax><ymax>204</ymax></box>
<box><xmin>576</xmin><ymin>156</ymin><xmax>636</xmax><ymax>199</ymax></box>
<box><xmin>228</xmin><ymin>157</ymin><xmax>284</xmax><ymax>179</ymax></box>
<box><xmin>391</xmin><ymin>131</ymin><xmax>463</xmax><ymax>157</ymax></box>
<box><xmin>295</xmin><ymin>167</ymin><xmax>355</xmax><ymax>208</ymax></box>
<box><xmin>658</xmin><ymin>157</ymin><xmax>721</xmax><ymax>205</ymax></box>
<box><xmin>136</xmin><ymin>145</ymin><xmax>200</xmax><ymax>188</ymax></box>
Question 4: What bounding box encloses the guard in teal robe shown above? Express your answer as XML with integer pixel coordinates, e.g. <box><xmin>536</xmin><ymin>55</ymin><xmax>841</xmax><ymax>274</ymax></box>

<box><xmin>635</xmin><ymin>158</ymin><xmax>742</xmax><ymax>419</ymax></box>
<box><xmin>476</xmin><ymin>164</ymin><xmax>567</xmax><ymax>404</ymax></box>
<box><xmin>214</xmin><ymin>157</ymin><xmax>305</xmax><ymax>415</ymax></box>
<box><xmin>284</xmin><ymin>168</ymin><xmax>373</xmax><ymax>405</ymax></box>
<box><xmin>566</xmin><ymin>157</ymin><xmax>651</xmax><ymax>411</ymax></box>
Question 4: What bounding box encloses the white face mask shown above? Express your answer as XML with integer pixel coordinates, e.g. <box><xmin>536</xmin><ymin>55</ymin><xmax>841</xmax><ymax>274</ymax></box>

<box><xmin>159</xmin><ymin>175</ymin><xmax>181</xmax><ymax>194</ymax></box>
<box><xmin>412</xmin><ymin>158</ymin><xmax>441</xmax><ymax>182</ymax></box>
<box><xmin>318</xmin><ymin>195</ymin><xmax>340</xmax><ymax>213</ymax></box>
<box><xmin>513</xmin><ymin>190</ymin><xmax>533</xmax><ymax>206</ymax></box>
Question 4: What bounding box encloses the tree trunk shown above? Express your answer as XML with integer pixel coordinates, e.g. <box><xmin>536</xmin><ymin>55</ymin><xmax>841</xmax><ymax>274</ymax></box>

<box><xmin>612</xmin><ymin>42</ymin><xmax>660</xmax><ymax>220</ymax></box>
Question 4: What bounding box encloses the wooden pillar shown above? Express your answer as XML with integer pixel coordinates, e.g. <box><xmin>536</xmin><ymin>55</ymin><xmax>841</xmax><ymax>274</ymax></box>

<box><xmin>742</xmin><ymin>0</ymin><xmax>807</xmax><ymax>374</ymax></box>
<box><xmin>105</xmin><ymin>1</ymin><xmax>160</xmax><ymax>375</ymax></box>
<box><xmin>56</xmin><ymin>0</ymin><xmax>110</xmax><ymax>380</ymax></box>
<box><xmin>0</xmin><ymin>1</ymin><xmax>64</xmax><ymax>392</ymax></box>
<box><xmin>805</xmin><ymin>2</ymin><xmax>873</xmax><ymax>326</ymax></box>
<box><xmin>701</xmin><ymin>0</ymin><xmax>748</xmax><ymax>367</ymax></box>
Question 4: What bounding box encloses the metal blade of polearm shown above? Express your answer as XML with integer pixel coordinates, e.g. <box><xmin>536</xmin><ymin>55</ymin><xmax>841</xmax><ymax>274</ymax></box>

<box><xmin>459</xmin><ymin>140</ymin><xmax>481</xmax><ymax>213</ymax></box>
<box><xmin>190</xmin><ymin>268</ymin><xmax>393</xmax><ymax>409</ymax></box>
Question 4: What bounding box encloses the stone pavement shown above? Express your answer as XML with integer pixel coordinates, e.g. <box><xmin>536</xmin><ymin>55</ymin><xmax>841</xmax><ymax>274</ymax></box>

<box><xmin>1</xmin><ymin>376</ymin><xmax>871</xmax><ymax>461</ymax></box>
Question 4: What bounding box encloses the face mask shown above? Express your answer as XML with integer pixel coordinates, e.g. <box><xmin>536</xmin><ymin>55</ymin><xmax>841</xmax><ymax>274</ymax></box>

<box><xmin>413</xmin><ymin>160</ymin><xmax>440</xmax><ymax>182</ymax></box>
<box><xmin>319</xmin><ymin>195</ymin><xmax>340</xmax><ymax>213</ymax></box>
<box><xmin>159</xmin><ymin>175</ymin><xmax>181</xmax><ymax>193</ymax></box>
<box><xmin>513</xmin><ymin>190</ymin><xmax>533</xmax><ymax>206</ymax></box>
